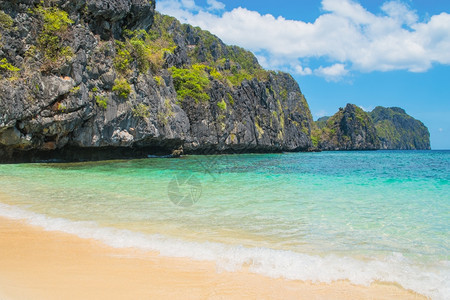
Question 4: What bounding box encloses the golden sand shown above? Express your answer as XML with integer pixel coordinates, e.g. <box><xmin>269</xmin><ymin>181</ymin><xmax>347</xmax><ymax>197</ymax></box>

<box><xmin>0</xmin><ymin>217</ymin><xmax>426</xmax><ymax>300</ymax></box>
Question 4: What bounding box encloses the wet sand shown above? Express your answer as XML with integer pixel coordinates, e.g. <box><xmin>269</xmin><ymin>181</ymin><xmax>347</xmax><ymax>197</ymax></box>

<box><xmin>0</xmin><ymin>217</ymin><xmax>426</xmax><ymax>300</ymax></box>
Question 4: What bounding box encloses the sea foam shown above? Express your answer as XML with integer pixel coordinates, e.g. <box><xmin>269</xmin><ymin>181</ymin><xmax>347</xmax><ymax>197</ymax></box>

<box><xmin>0</xmin><ymin>202</ymin><xmax>448</xmax><ymax>299</ymax></box>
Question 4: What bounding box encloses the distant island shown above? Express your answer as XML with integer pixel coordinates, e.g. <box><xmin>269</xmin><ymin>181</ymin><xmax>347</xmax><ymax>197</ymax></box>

<box><xmin>312</xmin><ymin>104</ymin><xmax>430</xmax><ymax>151</ymax></box>
<box><xmin>0</xmin><ymin>0</ymin><xmax>430</xmax><ymax>163</ymax></box>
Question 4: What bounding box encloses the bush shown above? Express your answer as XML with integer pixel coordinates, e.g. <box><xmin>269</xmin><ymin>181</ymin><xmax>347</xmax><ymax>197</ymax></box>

<box><xmin>217</xmin><ymin>99</ymin><xmax>226</xmax><ymax>111</ymax></box>
<box><xmin>34</xmin><ymin>5</ymin><xmax>73</xmax><ymax>64</ymax></box>
<box><xmin>114</xmin><ymin>29</ymin><xmax>176</xmax><ymax>75</ymax></box>
<box><xmin>132</xmin><ymin>103</ymin><xmax>150</xmax><ymax>118</ymax></box>
<box><xmin>153</xmin><ymin>75</ymin><xmax>163</xmax><ymax>86</ymax></box>
<box><xmin>170</xmin><ymin>66</ymin><xmax>210</xmax><ymax>103</ymax></box>
<box><xmin>0</xmin><ymin>58</ymin><xmax>20</xmax><ymax>72</ymax></box>
<box><xmin>114</xmin><ymin>41</ymin><xmax>132</xmax><ymax>74</ymax></box>
<box><xmin>0</xmin><ymin>10</ymin><xmax>13</xmax><ymax>29</ymax></box>
<box><xmin>226</xmin><ymin>93</ymin><xmax>234</xmax><ymax>105</ymax></box>
<box><xmin>95</xmin><ymin>95</ymin><xmax>108</xmax><ymax>109</ymax></box>
<box><xmin>112</xmin><ymin>78</ymin><xmax>131</xmax><ymax>98</ymax></box>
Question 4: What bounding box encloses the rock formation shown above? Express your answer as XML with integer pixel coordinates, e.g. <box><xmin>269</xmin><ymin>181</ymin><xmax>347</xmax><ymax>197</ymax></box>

<box><xmin>312</xmin><ymin>104</ymin><xmax>430</xmax><ymax>150</ymax></box>
<box><xmin>313</xmin><ymin>104</ymin><xmax>380</xmax><ymax>151</ymax></box>
<box><xmin>370</xmin><ymin>106</ymin><xmax>430</xmax><ymax>150</ymax></box>
<box><xmin>0</xmin><ymin>0</ymin><xmax>313</xmax><ymax>162</ymax></box>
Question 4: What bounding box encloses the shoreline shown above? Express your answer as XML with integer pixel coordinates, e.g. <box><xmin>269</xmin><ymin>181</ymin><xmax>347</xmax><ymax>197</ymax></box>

<box><xmin>0</xmin><ymin>216</ymin><xmax>426</xmax><ymax>300</ymax></box>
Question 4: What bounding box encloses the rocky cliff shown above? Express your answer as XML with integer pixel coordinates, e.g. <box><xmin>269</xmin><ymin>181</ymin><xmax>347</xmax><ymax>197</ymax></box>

<box><xmin>312</xmin><ymin>104</ymin><xmax>430</xmax><ymax>151</ymax></box>
<box><xmin>312</xmin><ymin>104</ymin><xmax>379</xmax><ymax>151</ymax></box>
<box><xmin>369</xmin><ymin>106</ymin><xmax>430</xmax><ymax>150</ymax></box>
<box><xmin>0</xmin><ymin>0</ymin><xmax>313</xmax><ymax>163</ymax></box>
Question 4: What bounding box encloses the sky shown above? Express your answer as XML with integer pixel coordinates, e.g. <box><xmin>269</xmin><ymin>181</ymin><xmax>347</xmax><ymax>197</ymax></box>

<box><xmin>156</xmin><ymin>0</ymin><xmax>450</xmax><ymax>149</ymax></box>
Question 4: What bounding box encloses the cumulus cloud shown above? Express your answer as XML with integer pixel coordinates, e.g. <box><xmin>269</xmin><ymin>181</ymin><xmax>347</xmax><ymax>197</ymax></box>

<box><xmin>206</xmin><ymin>0</ymin><xmax>225</xmax><ymax>11</ymax></box>
<box><xmin>315</xmin><ymin>64</ymin><xmax>349</xmax><ymax>81</ymax></box>
<box><xmin>157</xmin><ymin>0</ymin><xmax>450</xmax><ymax>79</ymax></box>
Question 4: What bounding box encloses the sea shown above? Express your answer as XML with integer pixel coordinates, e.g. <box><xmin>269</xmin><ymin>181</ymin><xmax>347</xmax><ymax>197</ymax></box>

<box><xmin>0</xmin><ymin>150</ymin><xmax>448</xmax><ymax>299</ymax></box>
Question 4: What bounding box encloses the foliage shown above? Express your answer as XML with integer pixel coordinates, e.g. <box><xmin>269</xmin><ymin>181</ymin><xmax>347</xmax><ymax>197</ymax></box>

<box><xmin>114</xmin><ymin>29</ymin><xmax>176</xmax><ymax>75</ymax></box>
<box><xmin>132</xmin><ymin>103</ymin><xmax>151</xmax><ymax>118</ymax></box>
<box><xmin>170</xmin><ymin>65</ymin><xmax>210</xmax><ymax>103</ymax></box>
<box><xmin>226</xmin><ymin>93</ymin><xmax>234</xmax><ymax>105</ymax></box>
<box><xmin>151</xmin><ymin>12</ymin><xmax>270</xmax><ymax>86</ymax></box>
<box><xmin>70</xmin><ymin>86</ymin><xmax>80</xmax><ymax>94</ymax></box>
<box><xmin>370</xmin><ymin>106</ymin><xmax>430</xmax><ymax>149</ymax></box>
<box><xmin>217</xmin><ymin>99</ymin><xmax>226</xmax><ymax>111</ymax></box>
<box><xmin>34</xmin><ymin>5</ymin><xmax>73</xmax><ymax>65</ymax></box>
<box><xmin>112</xmin><ymin>78</ymin><xmax>131</xmax><ymax>98</ymax></box>
<box><xmin>114</xmin><ymin>41</ymin><xmax>132</xmax><ymax>74</ymax></box>
<box><xmin>315</xmin><ymin>116</ymin><xmax>330</xmax><ymax>129</ymax></box>
<box><xmin>0</xmin><ymin>10</ymin><xmax>13</xmax><ymax>29</ymax></box>
<box><xmin>0</xmin><ymin>58</ymin><xmax>20</xmax><ymax>72</ymax></box>
<box><xmin>154</xmin><ymin>75</ymin><xmax>163</xmax><ymax>86</ymax></box>
<box><xmin>95</xmin><ymin>95</ymin><xmax>108</xmax><ymax>109</ymax></box>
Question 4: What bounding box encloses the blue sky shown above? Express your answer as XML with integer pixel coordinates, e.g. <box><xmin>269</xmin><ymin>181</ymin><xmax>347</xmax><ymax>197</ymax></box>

<box><xmin>157</xmin><ymin>0</ymin><xmax>450</xmax><ymax>149</ymax></box>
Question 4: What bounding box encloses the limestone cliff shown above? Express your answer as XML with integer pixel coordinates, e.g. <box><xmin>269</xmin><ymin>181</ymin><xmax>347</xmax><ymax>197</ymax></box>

<box><xmin>313</xmin><ymin>105</ymin><xmax>430</xmax><ymax>151</ymax></box>
<box><xmin>0</xmin><ymin>0</ymin><xmax>313</xmax><ymax>162</ymax></box>
<box><xmin>313</xmin><ymin>104</ymin><xmax>379</xmax><ymax>151</ymax></box>
<box><xmin>369</xmin><ymin>106</ymin><xmax>430</xmax><ymax>150</ymax></box>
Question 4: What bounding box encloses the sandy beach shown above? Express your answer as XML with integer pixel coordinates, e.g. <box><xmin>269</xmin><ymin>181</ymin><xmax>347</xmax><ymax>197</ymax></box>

<box><xmin>0</xmin><ymin>217</ymin><xmax>426</xmax><ymax>300</ymax></box>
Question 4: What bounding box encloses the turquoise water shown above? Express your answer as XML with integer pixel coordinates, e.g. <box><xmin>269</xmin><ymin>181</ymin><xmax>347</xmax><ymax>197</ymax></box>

<box><xmin>0</xmin><ymin>151</ymin><xmax>449</xmax><ymax>298</ymax></box>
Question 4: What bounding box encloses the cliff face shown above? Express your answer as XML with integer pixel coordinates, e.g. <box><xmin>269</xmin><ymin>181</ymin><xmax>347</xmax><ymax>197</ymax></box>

<box><xmin>0</xmin><ymin>0</ymin><xmax>313</xmax><ymax>162</ymax></box>
<box><xmin>369</xmin><ymin>107</ymin><xmax>430</xmax><ymax>150</ymax></box>
<box><xmin>313</xmin><ymin>104</ymin><xmax>379</xmax><ymax>151</ymax></box>
<box><xmin>313</xmin><ymin>105</ymin><xmax>430</xmax><ymax>151</ymax></box>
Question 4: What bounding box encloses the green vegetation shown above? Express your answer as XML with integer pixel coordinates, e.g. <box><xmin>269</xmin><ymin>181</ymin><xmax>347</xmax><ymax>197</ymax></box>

<box><xmin>311</xmin><ymin>133</ymin><xmax>319</xmax><ymax>147</ymax></box>
<box><xmin>153</xmin><ymin>75</ymin><xmax>163</xmax><ymax>86</ymax></box>
<box><xmin>0</xmin><ymin>58</ymin><xmax>20</xmax><ymax>72</ymax></box>
<box><xmin>369</xmin><ymin>106</ymin><xmax>430</xmax><ymax>149</ymax></box>
<box><xmin>0</xmin><ymin>10</ymin><xmax>13</xmax><ymax>29</ymax></box>
<box><xmin>112</xmin><ymin>78</ymin><xmax>131</xmax><ymax>98</ymax></box>
<box><xmin>34</xmin><ymin>5</ymin><xmax>74</xmax><ymax>65</ymax></box>
<box><xmin>315</xmin><ymin>116</ymin><xmax>330</xmax><ymax>129</ymax></box>
<box><xmin>226</xmin><ymin>93</ymin><xmax>234</xmax><ymax>105</ymax></box>
<box><xmin>114</xmin><ymin>29</ymin><xmax>176</xmax><ymax>75</ymax></box>
<box><xmin>217</xmin><ymin>99</ymin><xmax>227</xmax><ymax>111</ymax></box>
<box><xmin>132</xmin><ymin>103</ymin><xmax>151</xmax><ymax>118</ymax></box>
<box><xmin>255</xmin><ymin>120</ymin><xmax>264</xmax><ymax>138</ymax></box>
<box><xmin>95</xmin><ymin>95</ymin><xmax>108</xmax><ymax>109</ymax></box>
<box><xmin>113</xmin><ymin>41</ymin><xmax>132</xmax><ymax>74</ymax></box>
<box><xmin>170</xmin><ymin>64</ymin><xmax>210</xmax><ymax>103</ymax></box>
<box><xmin>279</xmin><ymin>87</ymin><xmax>288</xmax><ymax>101</ymax></box>
<box><xmin>150</xmin><ymin>12</ymin><xmax>269</xmax><ymax>86</ymax></box>
<box><xmin>70</xmin><ymin>86</ymin><xmax>80</xmax><ymax>94</ymax></box>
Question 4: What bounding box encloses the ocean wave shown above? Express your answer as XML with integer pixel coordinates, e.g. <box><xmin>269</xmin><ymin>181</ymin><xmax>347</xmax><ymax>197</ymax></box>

<box><xmin>0</xmin><ymin>202</ymin><xmax>448</xmax><ymax>299</ymax></box>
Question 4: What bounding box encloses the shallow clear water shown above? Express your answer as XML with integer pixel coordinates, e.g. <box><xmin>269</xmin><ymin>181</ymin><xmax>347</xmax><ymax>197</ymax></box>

<box><xmin>0</xmin><ymin>151</ymin><xmax>449</xmax><ymax>298</ymax></box>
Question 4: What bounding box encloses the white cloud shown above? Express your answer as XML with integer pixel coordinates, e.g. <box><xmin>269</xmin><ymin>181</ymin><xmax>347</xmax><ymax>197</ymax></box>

<box><xmin>180</xmin><ymin>0</ymin><xmax>196</xmax><ymax>10</ymax></box>
<box><xmin>294</xmin><ymin>65</ymin><xmax>313</xmax><ymax>76</ymax></box>
<box><xmin>315</xmin><ymin>64</ymin><xmax>349</xmax><ymax>81</ymax></box>
<box><xmin>206</xmin><ymin>0</ymin><xmax>225</xmax><ymax>11</ymax></box>
<box><xmin>381</xmin><ymin>1</ymin><xmax>418</xmax><ymax>25</ymax></box>
<box><xmin>439</xmin><ymin>128</ymin><xmax>444</xmax><ymax>132</ymax></box>
<box><xmin>156</xmin><ymin>0</ymin><xmax>450</xmax><ymax>79</ymax></box>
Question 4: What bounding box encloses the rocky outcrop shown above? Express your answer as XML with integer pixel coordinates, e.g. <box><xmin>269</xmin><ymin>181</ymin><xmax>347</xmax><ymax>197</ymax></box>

<box><xmin>312</xmin><ymin>105</ymin><xmax>430</xmax><ymax>151</ymax></box>
<box><xmin>313</xmin><ymin>104</ymin><xmax>380</xmax><ymax>151</ymax></box>
<box><xmin>0</xmin><ymin>1</ymin><xmax>313</xmax><ymax>162</ymax></box>
<box><xmin>369</xmin><ymin>106</ymin><xmax>430</xmax><ymax>150</ymax></box>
